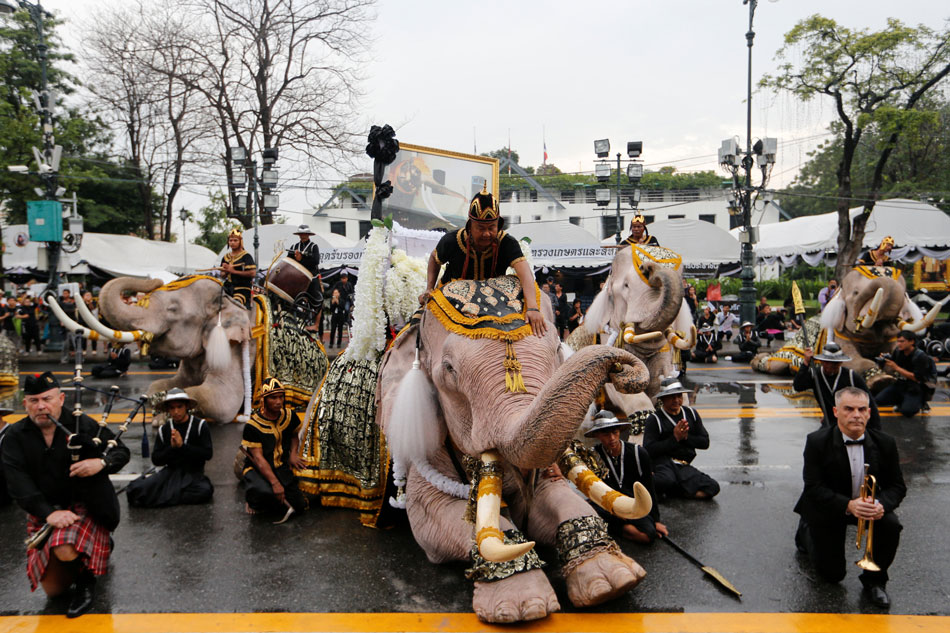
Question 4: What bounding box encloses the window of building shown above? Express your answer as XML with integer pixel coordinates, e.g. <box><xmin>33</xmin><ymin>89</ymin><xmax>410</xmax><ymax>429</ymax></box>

<box><xmin>569</xmin><ymin>216</ymin><xmax>581</xmax><ymax>226</ymax></box>
<box><xmin>505</xmin><ymin>216</ymin><xmax>521</xmax><ymax>225</ymax></box>
<box><xmin>330</xmin><ymin>221</ymin><xmax>347</xmax><ymax>236</ymax></box>
<box><xmin>699</xmin><ymin>214</ymin><xmax>716</xmax><ymax>224</ymax></box>
<box><xmin>642</xmin><ymin>214</ymin><xmax>655</xmax><ymax>224</ymax></box>
<box><xmin>532</xmin><ymin>215</ymin><xmax>542</xmax><ymax>221</ymax></box>
<box><xmin>669</xmin><ymin>214</ymin><xmax>685</xmax><ymax>219</ymax></box>
<box><xmin>358</xmin><ymin>220</ymin><xmax>372</xmax><ymax>239</ymax></box>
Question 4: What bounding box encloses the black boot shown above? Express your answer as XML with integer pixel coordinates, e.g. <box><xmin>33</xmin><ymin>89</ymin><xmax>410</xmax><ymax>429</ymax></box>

<box><xmin>67</xmin><ymin>570</ymin><xmax>96</xmax><ymax>618</ymax></box>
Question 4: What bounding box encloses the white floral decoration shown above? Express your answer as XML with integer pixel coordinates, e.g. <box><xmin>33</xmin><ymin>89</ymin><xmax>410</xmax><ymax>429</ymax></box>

<box><xmin>506</xmin><ymin>237</ymin><xmax>534</xmax><ymax>274</ymax></box>
<box><xmin>384</xmin><ymin>250</ymin><xmax>427</xmax><ymax>330</ymax></box>
<box><xmin>344</xmin><ymin>226</ymin><xmax>391</xmax><ymax>361</ymax></box>
<box><xmin>345</xmin><ymin>226</ymin><xmax>428</xmax><ymax>361</ymax></box>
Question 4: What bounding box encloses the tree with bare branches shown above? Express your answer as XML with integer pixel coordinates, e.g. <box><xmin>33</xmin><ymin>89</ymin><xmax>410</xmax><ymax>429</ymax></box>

<box><xmin>173</xmin><ymin>0</ymin><xmax>375</xmax><ymax>228</ymax></box>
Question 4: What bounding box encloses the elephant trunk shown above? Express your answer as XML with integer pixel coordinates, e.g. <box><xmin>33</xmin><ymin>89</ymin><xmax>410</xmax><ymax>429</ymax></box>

<box><xmin>636</xmin><ymin>265</ymin><xmax>685</xmax><ymax>333</ymax></box>
<box><xmin>98</xmin><ymin>277</ymin><xmax>164</xmax><ymax>332</ymax></box>
<box><xmin>496</xmin><ymin>346</ymin><xmax>648</xmax><ymax>470</ymax></box>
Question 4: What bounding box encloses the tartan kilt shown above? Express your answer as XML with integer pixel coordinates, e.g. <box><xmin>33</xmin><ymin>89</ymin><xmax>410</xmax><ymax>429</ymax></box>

<box><xmin>26</xmin><ymin>504</ymin><xmax>112</xmax><ymax>591</ymax></box>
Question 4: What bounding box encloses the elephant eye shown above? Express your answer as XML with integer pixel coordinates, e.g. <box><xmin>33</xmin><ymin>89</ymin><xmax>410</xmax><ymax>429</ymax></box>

<box><xmin>442</xmin><ymin>361</ymin><xmax>455</xmax><ymax>375</ymax></box>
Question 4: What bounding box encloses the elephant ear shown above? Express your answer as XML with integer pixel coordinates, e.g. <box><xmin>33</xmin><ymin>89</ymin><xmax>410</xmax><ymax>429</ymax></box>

<box><xmin>820</xmin><ymin>293</ymin><xmax>846</xmax><ymax>334</ymax></box>
<box><xmin>582</xmin><ymin>277</ymin><xmax>613</xmax><ymax>335</ymax></box>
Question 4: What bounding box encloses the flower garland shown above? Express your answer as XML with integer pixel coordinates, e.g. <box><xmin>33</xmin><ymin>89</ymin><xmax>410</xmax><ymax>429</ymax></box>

<box><xmin>507</xmin><ymin>238</ymin><xmax>534</xmax><ymax>274</ymax></box>
<box><xmin>344</xmin><ymin>226</ymin><xmax>391</xmax><ymax>361</ymax></box>
<box><xmin>384</xmin><ymin>250</ymin><xmax>427</xmax><ymax>329</ymax></box>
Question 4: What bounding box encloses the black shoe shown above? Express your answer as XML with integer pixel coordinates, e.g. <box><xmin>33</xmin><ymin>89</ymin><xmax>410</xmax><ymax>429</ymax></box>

<box><xmin>67</xmin><ymin>573</ymin><xmax>96</xmax><ymax>618</ymax></box>
<box><xmin>864</xmin><ymin>584</ymin><xmax>890</xmax><ymax>609</ymax></box>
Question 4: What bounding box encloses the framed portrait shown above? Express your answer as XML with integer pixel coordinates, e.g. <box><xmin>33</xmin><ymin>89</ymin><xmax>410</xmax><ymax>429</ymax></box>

<box><xmin>380</xmin><ymin>143</ymin><xmax>499</xmax><ymax>231</ymax></box>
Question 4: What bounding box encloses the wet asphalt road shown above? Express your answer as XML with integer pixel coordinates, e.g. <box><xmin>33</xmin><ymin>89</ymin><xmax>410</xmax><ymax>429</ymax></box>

<box><xmin>1</xmin><ymin>359</ymin><xmax>949</xmax><ymax>619</ymax></box>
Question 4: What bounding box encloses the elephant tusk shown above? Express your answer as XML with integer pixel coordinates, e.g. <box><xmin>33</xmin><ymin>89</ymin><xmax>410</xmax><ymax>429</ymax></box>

<box><xmin>475</xmin><ymin>451</ymin><xmax>535</xmax><ymax>563</ymax></box>
<box><xmin>558</xmin><ymin>449</ymin><xmax>652</xmax><ymax>520</ymax></box>
<box><xmin>666</xmin><ymin>324</ymin><xmax>696</xmax><ymax>351</ymax></box>
<box><xmin>45</xmin><ymin>295</ymin><xmax>100</xmax><ymax>340</ymax></box>
<box><xmin>855</xmin><ymin>288</ymin><xmax>884</xmax><ymax>331</ymax></box>
<box><xmin>900</xmin><ymin>299</ymin><xmax>948</xmax><ymax>332</ymax></box>
<box><xmin>74</xmin><ymin>293</ymin><xmax>149</xmax><ymax>343</ymax></box>
<box><xmin>623</xmin><ymin>327</ymin><xmax>664</xmax><ymax>345</ymax></box>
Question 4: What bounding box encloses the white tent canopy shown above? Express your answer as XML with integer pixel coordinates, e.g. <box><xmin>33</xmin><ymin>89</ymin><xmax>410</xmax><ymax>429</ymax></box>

<box><xmin>2</xmin><ymin>225</ymin><xmax>219</xmax><ymax>279</ymax></box>
<box><xmin>734</xmin><ymin>199</ymin><xmax>950</xmax><ymax>264</ymax></box>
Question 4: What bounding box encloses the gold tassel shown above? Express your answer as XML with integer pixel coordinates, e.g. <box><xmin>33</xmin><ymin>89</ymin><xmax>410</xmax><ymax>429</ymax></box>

<box><xmin>503</xmin><ymin>339</ymin><xmax>527</xmax><ymax>393</ymax></box>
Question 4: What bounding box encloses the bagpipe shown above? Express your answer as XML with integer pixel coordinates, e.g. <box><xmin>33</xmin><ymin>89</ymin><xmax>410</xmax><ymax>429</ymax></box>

<box><xmin>26</xmin><ymin>336</ymin><xmax>149</xmax><ymax>546</ymax></box>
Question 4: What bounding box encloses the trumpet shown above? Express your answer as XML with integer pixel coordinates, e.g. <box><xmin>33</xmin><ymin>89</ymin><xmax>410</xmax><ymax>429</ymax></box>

<box><xmin>855</xmin><ymin>463</ymin><xmax>881</xmax><ymax>572</ymax></box>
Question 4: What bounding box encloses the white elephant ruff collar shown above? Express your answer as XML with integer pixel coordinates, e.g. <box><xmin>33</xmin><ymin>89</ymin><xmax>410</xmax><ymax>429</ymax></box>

<box><xmin>629</xmin><ymin>245</ymin><xmax>682</xmax><ymax>285</ymax></box>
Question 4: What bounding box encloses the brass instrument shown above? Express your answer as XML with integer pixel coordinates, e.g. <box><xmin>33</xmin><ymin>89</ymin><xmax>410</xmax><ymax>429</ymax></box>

<box><xmin>855</xmin><ymin>463</ymin><xmax>881</xmax><ymax>572</ymax></box>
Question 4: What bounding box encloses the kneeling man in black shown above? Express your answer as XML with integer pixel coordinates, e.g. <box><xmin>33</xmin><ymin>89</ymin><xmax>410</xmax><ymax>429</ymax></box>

<box><xmin>794</xmin><ymin>386</ymin><xmax>906</xmax><ymax>609</ymax></box>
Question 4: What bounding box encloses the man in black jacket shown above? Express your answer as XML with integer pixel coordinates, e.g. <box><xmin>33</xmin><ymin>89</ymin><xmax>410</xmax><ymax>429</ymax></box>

<box><xmin>586</xmin><ymin>410</ymin><xmax>667</xmax><ymax>544</ymax></box>
<box><xmin>730</xmin><ymin>321</ymin><xmax>760</xmax><ymax>363</ymax></box>
<box><xmin>1</xmin><ymin>372</ymin><xmax>130</xmax><ymax>618</ymax></box>
<box><xmin>643</xmin><ymin>378</ymin><xmax>720</xmax><ymax>500</ymax></box>
<box><xmin>793</xmin><ymin>342</ymin><xmax>881</xmax><ymax>430</ymax></box>
<box><xmin>874</xmin><ymin>330</ymin><xmax>936</xmax><ymax>417</ymax></box>
<box><xmin>288</xmin><ymin>224</ymin><xmax>320</xmax><ymax>276</ymax></box>
<box><xmin>126</xmin><ymin>389</ymin><xmax>213</xmax><ymax>508</ymax></box>
<box><xmin>793</xmin><ymin>387</ymin><xmax>906</xmax><ymax>609</ymax></box>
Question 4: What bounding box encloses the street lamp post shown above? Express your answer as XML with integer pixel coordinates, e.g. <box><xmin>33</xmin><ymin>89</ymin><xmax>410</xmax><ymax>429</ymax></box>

<box><xmin>179</xmin><ymin>208</ymin><xmax>189</xmax><ymax>272</ymax></box>
<box><xmin>593</xmin><ymin>139</ymin><xmax>643</xmax><ymax>243</ymax></box>
<box><xmin>229</xmin><ymin>147</ymin><xmax>279</xmax><ymax>268</ymax></box>
<box><xmin>717</xmin><ymin>0</ymin><xmax>777</xmax><ymax>325</ymax></box>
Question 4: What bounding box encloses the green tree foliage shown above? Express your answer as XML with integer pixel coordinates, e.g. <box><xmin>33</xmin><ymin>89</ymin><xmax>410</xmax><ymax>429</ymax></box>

<box><xmin>761</xmin><ymin>15</ymin><xmax>950</xmax><ymax>279</ymax></box>
<box><xmin>0</xmin><ymin>11</ymin><xmax>155</xmax><ymax>235</ymax></box>
<box><xmin>782</xmin><ymin>101</ymin><xmax>950</xmax><ymax>216</ymax></box>
<box><xmin>192</xmin><ymin>190</ymin><xmax>232</xmax><ymax>254</ymax></box>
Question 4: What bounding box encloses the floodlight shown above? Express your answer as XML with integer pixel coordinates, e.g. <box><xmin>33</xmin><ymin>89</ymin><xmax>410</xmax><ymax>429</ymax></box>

<box><xmin>261</xmin><ymin>169</ymin><xmax>278</xmax><ymax>187</ymax></box>
<box><xmin>263</xmin><ymin>194</ymin><xmax>279</xmax><ymax>211</ymax></box>
<box><xmin>629</xmin><ymin>189</ymin><xmax>641</xmax><ymax>206</ymax></box>
<box><xmin>235</xmin><ymin>193</ymin><xmax>248</xmax><ymax>210</ymax></box>
<box><xmin>7</xmin><ymin>165</ymin><xmax>28</xmax><ymax>173</ymax></box>
<box><xmin>595</xmin><ymin>188</ymin><xmax>611</xmax><ymax>206</ymax></box>
<box><xmin>595</xmin><ymin>163</ymin><xmax>611</xmax><ymax>182</ymax></box>
<box><xmin>230</xmin><ymin>146</ymin><xmax>247</xmax><ymax>164</ymax></box>
<box><xmin>626</xmin><ymin>163</ymin><xmax>643</xmax><ymax>181</ymax></box>
<box><xmin>594</xmin><ymin>139</ymin><xmax>610</xmax><ymax>158</ymax></box>
<box><xmin>626</xmin><ymin>141</ymin><xmax>642</xmax><ymax>158</ymax></box>
<box><xmin>262</xmin><ymin>147</ymin><xmax>279</xmax><ymax>165</ymax></box>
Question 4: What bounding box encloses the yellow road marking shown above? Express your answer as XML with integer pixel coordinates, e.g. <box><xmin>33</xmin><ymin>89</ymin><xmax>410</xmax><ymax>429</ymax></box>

<box><xmin>0</xmin><ymin>612</ymin><xmax>946</xmax><ymax>633</ymax></box>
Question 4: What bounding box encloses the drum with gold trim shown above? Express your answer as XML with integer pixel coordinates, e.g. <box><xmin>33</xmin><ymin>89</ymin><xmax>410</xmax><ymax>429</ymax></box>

<box><xmin>265</xmin><ymin>257</ymin><xmax>313</xmax><ymax>304</ymax></box>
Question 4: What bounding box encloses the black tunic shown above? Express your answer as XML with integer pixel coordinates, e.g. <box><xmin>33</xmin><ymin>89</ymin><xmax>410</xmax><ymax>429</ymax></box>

<box><xmin>434</xmin><ymin>228</ymin><xmax>526</xmax><ymax>284</ymax></box>
<box><xmin>241</xmin><ymin>408</ymin><xmax>306</xmax><ymax>514</ymax></box>
<box><xmin>221</xmin><ymin>249</ymin><xmax>256</xmax><ymax>304</ymax></box>
<box><xmin>288</xmin><ymin>240</ymin><xmax>320</xmax><ymax>276</ymax></box>
<box><xmin>643</xmin><ymin>406</ymin><xmax>720</xmax><ymax>499</ymax></box>
<box><xmin>622</xmin><ymin>234</ymin><xmax>660</xmax><ymax>247</ymax></box>
<box><xmin>793</xmin><ymin>363</ymin><xmax>881</xmax><ymax>430</ymax></box>
<box><xmin>126</xmin><ymin>415</ymin><xmax>214</xmax><ymax>508</ymax></box>
<box><xmin>0</xmin><ymin>424</ymin><xmax>10</xmax><ymax>506</ymax></box>
<box><xmin>594</xmin><ymin>441</ymin><xmax>661</xmax><ymax>525</ymax></box>
<box><xmin>2</xmin><ymin>411</ymin><xmax>130</xmax><ymax>529</ymax></box>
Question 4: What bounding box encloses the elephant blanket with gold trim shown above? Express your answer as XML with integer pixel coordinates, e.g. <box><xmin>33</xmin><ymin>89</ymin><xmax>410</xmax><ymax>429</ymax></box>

<box><xmin>251</xmin><ymin>294</ymin><xmax>329</xmax><ymax>408</ymax></box>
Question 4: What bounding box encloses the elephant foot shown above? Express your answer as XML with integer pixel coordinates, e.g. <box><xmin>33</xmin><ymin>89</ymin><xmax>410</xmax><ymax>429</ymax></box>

<box><xmin>564</xmin><ymin>550</ymin><xmax>645</xmax><ymax>608</ymax></box>
<box><xmin>472</xmin><ymin>569</ymin><xmax>560</xmax><ymax>623</ymax></box>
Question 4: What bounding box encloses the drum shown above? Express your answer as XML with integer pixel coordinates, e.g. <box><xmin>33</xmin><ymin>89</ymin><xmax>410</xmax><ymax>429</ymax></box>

<box><xmin>265</xmin><ymin>257</ymin><xmax>313</xmax><ymax>303</ymax></box>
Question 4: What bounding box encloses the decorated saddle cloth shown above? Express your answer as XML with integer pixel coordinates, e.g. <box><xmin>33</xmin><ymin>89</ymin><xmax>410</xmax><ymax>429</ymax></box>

<box><xmin>854</xmin><ymin>265</ymin><xmax>901</xmax><ymax>280</ymax></box>
<box><xmin>427</xmin><ymin>275</ymin><xmax>541</xmax><ymax>392</ymax></box>
<box><xmin>251</xmin><ymin>294</ymin><xmax>329</xmax><ymax>408</ymax></box>
<box><xmin>758</xmin><ymin>316</ymin><xmax>824</xmax><ymax>373</ymax></box>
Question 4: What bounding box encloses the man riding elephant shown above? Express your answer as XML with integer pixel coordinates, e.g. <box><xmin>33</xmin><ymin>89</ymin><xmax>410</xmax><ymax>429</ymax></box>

<box><xmin>418</xmin><ymin>185</ymin><xmax>545</xmax><ymax>337</ymax></box>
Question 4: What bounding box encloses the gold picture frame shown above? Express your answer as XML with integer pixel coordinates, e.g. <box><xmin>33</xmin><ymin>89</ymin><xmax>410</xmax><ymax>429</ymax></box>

<box><xmin>380</xmin><ymin>143</ymin><xmax>499</xmax><ymax>230</ymax></box>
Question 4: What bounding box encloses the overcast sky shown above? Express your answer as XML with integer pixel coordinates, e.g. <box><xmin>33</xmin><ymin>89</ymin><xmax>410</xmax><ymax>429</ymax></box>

<box><xmin>31</xmin><ymin>0</ymin><xmax>950</xmax><ymax>224</ymax></box>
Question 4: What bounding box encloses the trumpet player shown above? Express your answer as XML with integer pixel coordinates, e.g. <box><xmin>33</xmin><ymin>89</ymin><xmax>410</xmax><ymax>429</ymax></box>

<box><xmin>1</xmin><ymin>372</ymin><xmax>130</xmax><ymax>618</ymax></box>
<box><xmin>793</xmin><ymin>387</ymin><xmax>906</xmax><ymax>609</ymax></box>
